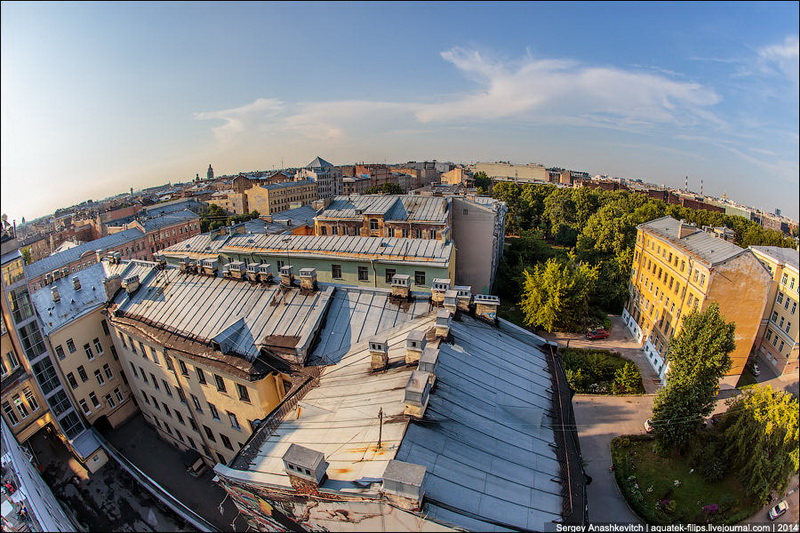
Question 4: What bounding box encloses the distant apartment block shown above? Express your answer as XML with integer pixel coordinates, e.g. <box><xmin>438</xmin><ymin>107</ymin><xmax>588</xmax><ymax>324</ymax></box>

<box><xmin>472</xmin><ymin>161</ymin><xmax>549</xmax><ymax>183</ymax></box>
<box><xmin>622</xmin><ymin>217</ymin><xmax>772</xmax><ymax>388</ymax></box>
<box><xmin>750</xmin><ymin>246</ymin><xmax>799</xmax><ymax>376</ymax></box>
<box><xmin>294</xmin><ymin>157</ymin><xmax>343</xmax><ymax>199</ymax></box>
<box><xmin>244</xmin><ymin>180</ymin><xmax>318</xmax><ymax>215</ymax></box>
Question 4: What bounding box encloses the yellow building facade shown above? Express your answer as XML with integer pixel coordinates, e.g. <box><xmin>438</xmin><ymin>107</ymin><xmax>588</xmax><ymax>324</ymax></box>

<box><xmin>750</xmin><ymin>246</ymin><xmax>799</xmax><ymax>377</ymax></box>
<box><xmin>244</xmin><ymin>180</ymin><xmax>318</xmax><ymax>215</ymax></box>
<box><xmin>622</xmin><ymin>217</ymin><xmax>772</xmax><ymax>388</ymax></box>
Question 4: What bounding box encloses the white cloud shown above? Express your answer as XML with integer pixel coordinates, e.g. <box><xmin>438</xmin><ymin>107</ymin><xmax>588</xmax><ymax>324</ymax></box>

<box><xmin>415</xmin><ymin>47</ymin><xmax>720</xmax><ymax>127</ymax></box>
<box><xmin>194</xmin><ymin>98</ymin><xmax>285</xmax><ymax>143</ymax></box>
<box><xmin>755</xmin><ymin>35</ymin><xmax>799</xmax><ymax>83</ymax></box>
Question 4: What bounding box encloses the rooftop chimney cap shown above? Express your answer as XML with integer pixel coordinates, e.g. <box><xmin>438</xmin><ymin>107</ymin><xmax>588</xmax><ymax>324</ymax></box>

<box><xmin>381</xmin><ymin>459</ymin><xmax>427</xmax><ymax>499</ymax></box>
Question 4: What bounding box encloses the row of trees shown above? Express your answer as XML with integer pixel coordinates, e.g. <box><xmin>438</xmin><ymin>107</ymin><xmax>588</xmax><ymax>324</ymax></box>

<box><xmin>199</xmin><ymin>204</ymin><xmax>260</xmax><ymax>233</ymax></box>
<box><xmin>491</xmin><ymin>183</ymin><xmax>795</xmax><ymax>332</ymax></box>
<box><xmin>649</xmin><ymin>303</ymin><xmax>798</xmax><ymax>502</ymax></box>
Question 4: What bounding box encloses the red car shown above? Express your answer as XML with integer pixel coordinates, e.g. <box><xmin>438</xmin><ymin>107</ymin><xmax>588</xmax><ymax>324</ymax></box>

<box><xmin>586</xmin><ymin>329</ymin><xmax>610</xmax><ymax>340</ymax></box>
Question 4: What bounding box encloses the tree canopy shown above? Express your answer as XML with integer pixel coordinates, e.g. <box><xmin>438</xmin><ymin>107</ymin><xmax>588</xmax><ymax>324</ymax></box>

<box><xmin>650</xmin><ymin>303</ymin><xmax>735</xmax><ymax>450</ymax></box>
<box><xmin>365</xmin><ymin>183</ymin><xmax>403</xmax><ymax>195</ymax></box>
<box><xmin>722</xmin><ymin>385</ymin><xmax>799</xmax><ymax>501</ymax></box>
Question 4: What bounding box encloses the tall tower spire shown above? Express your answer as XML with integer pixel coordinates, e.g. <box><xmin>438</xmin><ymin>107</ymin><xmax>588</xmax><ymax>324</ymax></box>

<box><xmin>207</xmin><ymin>164</ymin><xmax>214</xmax><ymax>180</ymax></box>
<box><xmin>684</xmin><ymin>175</ymin><xmax>688</xmax><ymax>191</ymax></box>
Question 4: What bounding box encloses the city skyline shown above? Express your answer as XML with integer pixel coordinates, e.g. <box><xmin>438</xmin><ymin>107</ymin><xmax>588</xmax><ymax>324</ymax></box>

<box><xmin>2</xmin><ymin>1</ymin><xmax>798</xmax><ymax>222</ymax></box>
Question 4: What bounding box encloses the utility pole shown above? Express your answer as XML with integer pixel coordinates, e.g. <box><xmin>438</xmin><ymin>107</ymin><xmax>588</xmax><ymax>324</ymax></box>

<box><xmin>377</xmin><ymin>407</ymin><xmax>384</xmax><ymax>449</ymax></box>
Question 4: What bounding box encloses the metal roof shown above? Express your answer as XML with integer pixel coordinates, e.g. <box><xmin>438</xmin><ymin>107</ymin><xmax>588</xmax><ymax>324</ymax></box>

<box><xmin>317</xmin><ymin>195</ymin><xmax>449</xmax><ymax>223</ymax></box>
<box><xmin>25</xmin><ymin>228</ymin><xmax>145</xmax><ymax>280</ymax></box>
<box><xmin>143</xmin><ymin>198</ymin><xmax>205</xmax><ymax>216</ymax></box>
<box><xmin>750</xmin><ymin>246</ymin><xmax>799</xmax><ymax>271</ymax></box>
<box><xmin>222</xmin><ymin>234</ymin><xmax>452</xmax><ymax>266</ymax></box>
<box><xmin>31</xmin><ymin>262</ymin><xmax>108</xmax><ymax>335</ymax></box>
<box><xmin>394</xmin><ymin>316</ymin><xmax>562</xmax><ymax>531</ymax></box>
<box><xmin>112</xmin><ymin>268</ymin><xmax>335</xmax><ymax>363</ymax></box>
<box><xmin>640</xmin><ymin>216</ymin><xmax>747</xmax><ymax>266</ymax></box>
<box><xmin>139</xmin><ymin>209</ymin><xmax>199</xmax><ymax>232</ymax></box>
<box><xmin>258</xmin><ymin>179</ymin><xmax>316</xmax><ymax>191</ymax></box>
<box><xmin>271</xmin><ymin>205</ymin><xmax>320</xmax><ymax>228</ymax></box>
<box><xmin>305</xmin><ymin>156</ymin><xmax>334</xmax><ymax>169</ymax></box>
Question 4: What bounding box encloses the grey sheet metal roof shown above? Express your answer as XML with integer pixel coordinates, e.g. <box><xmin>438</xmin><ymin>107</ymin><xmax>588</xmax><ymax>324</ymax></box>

<box><xmin>640</xmin><ymin>216</ymin><xmax>746</xmax><ymax>266</ymax></box>
<box><xmin>113</xmin><ymin>268</ymin><xmax>334</xmax><ymax>363</ymax></box>
<box><xmin>25</xmin><ymin>228</ymin><xmax>145</xmax><ymax>280</ymax></box>
<box><xmin>394</xmin><ymin>316</ymin><xmax>562</xmax><ymax>532</ymax></box>
<box><xmin>271</xmin><ymin>205</ymin><xmax>320</xmax><ymax>228</ymax></box>
<box><xmin>31</xmin><ymin>263</ymin><xmax>108</xmax><ymax>335</ymax></box>
<box><xmin>140</xmin><ymin>209</ymin><xmax>199</xmax><ymax>232</ymax></box>
<box><xmin>222</xmin><ymin>234</ymin><xmax>452</xmax><ymax>266</ymax></box>
<box><xmin>143</xmin><ymin>198</ymin><xmax>205</xmax><ymax>216</ymax></box>
<box><xmin>317</xmin><ymin>195</ymin><xmax>448</xmax><ymax>223</ymax></box>
<box><xmin>306</xmin><ymin>156</ymin><xmax>334</xmax><ymax>169</ymax></box>
<box><xmin>751</xmin><ymin>246</ymin><xmax>799</xmax><ymax>271</ymax></box>
<box><xmin>259</xmin><ymin>179</ymin><xmax>315</xmax><ymax>191</ymax></box>
<box><xmin>307</xmin><ymin>287</ymin><xmax>433</xmax><ymax>365</ymax></box>
<box><xmin>161</xmin><ymin>233</ymin><xmax>232</xmax><ymax>259</ymax></box>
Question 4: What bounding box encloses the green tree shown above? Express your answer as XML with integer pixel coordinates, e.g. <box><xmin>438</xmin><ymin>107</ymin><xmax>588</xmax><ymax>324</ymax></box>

<box><xmin>519</xmin><ymin>256</ymin><xmax>599</xmax><ymax>332</ymax></box>
<box><xmin>473</xmin><ymin>171</ymin><xmax>491</xmax><ymax>194</ymax></box>
<box><xmin>650</xmin><ymin>303</ymin><xmax>735</xmax><ymax>451</ymax></box>
<box><xmin>365</xmin><ymin>183</ymin><xmax>403</xmax><ymax>195</ymax></box>
<box><xmin>20</xmin><ymin>246</ymin><xmax>32</xmax><ymax>264</ymax></box>
<box><xmin>492</xmin><ymin>182</ymin><xmax>534</xmax><ymax>235</ymax></box>
<box><xmin>723</xmin><ymin>385</ymin><xmax>799</xmax><ymax>501</ymax></box>
<box><xmin>200</xmin><ymin>203</ymin><xmax>228</xmax><ymax>232</ymax></box>
<box><xmin>612</xmin><ymin>362</ymin><xmax>643</xmax><ymax>394</ymax></box>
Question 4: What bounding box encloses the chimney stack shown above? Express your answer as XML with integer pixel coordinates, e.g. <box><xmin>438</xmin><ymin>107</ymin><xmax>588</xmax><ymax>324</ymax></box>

<box><xmin>454</xmin><ymin>285</ymin><xmax>472</xmax><ymax>312</ymax></box>
<box><xmin>380</xmin><ymin>460</ymin><xmax>427</xmax><ymax>512</ymax></box>
<box><xmin>51</xmin><ymin>286</ymin><xmax>61</xmax><ymax>303</ymax></box>
<box><xmin>299</xmin><ymin>268</ymin><xmax>318</xmax><ymax>291</ymax></box>
<box><xmin>391</xmin><ymin>274</ymin><xmax>411</xmax><ymax>299</ymax></box>
<box><xmin>72</xmin><ymin>276</ymin><xmax>82</xmax><ymax>291</ymax></box>
<box><xmin>678</xmin><ymin>220</ymin><xmax>698</xmax><ymax>239</ymax></box>
<box><xmin>418</xmin><ymin>346</ymin><xmax>440</xmax><ymax>385</ymax></box>
<box><xmin>404</xmin><ymin>330</ymin><xmax>426</xmax><ymax>365</ymax></box>
<box><xmin>443</xmin><ymin>289</ymin><xmax>458</xmax><ymax>314</ymax></box>
<box><xmin>368</xmin><ymin>336</ymin><xmax>389</xmax><ymax>371</ymax></box>
<box><xmin>121</xmin><ymin>275</ymin><xmax>140</xmax><ymax>294</ymax></box>
<box><xmin>435</xmin><ymin>308</ymin><xmax>451</xmax><ymax>339</ymax></box>
<box><xmin>279</xmin><ymin>265</ymin><xmax>294</xmax><ymax>287</ymax></box>
<box><xmin>474</xmin><ymin>295</ymin><xmax>500</xmax><ymax>324</ymax></box>
<box><xmin>430</xmin><ymin>278</ymin><xmax>451</xmax><ymax>305</ymax></box>
<box><xmin>403</xmin><ymin>370</ymin><xmax>432</xmax><ymax>418</ymax></box>
<box><xmin>282</xmin><ymin>444</ymin><xmax>328</xmax><ymax>491</ymax></box>
<box><xmin>103</xmin><ymin>275</ymin><xmax>122</xmax><ymax>301</ymax></box>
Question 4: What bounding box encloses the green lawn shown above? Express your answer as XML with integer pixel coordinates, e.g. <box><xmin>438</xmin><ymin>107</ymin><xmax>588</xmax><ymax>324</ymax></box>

<box><xmin>611</xmin><ymin>435</ymin><xmax>760</xmax><ymax>524</ymax></box>
<box><xmin>562</xmin><ymin>348</ymin><xmax>645</xmax><ymax>394</ymax></box>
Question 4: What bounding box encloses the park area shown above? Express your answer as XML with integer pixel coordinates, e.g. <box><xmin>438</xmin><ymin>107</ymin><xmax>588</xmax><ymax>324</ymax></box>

<box><xmin>562</xmin><ymin>347</ymin><xmax>645</xmax><ymax>394</ymax></box>
<box><xmin>611</xmin><ymin>434</ymin><xmax>760</xmax><ymax>525</ymax></box>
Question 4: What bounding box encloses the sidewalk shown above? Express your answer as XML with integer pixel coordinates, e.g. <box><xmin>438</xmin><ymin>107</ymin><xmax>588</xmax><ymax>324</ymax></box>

<box><xmin>101</xmin><ymin>413</ymin><xmax>247</xmax><ymax>532</ymax></box>
<box><xmin>539</xmin><ymin>315</ymin><xmax>663</xmax><ymax>394</ymax></box>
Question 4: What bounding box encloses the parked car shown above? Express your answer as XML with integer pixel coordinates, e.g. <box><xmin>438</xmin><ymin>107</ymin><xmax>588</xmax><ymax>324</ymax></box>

<box><xmin>751</xmin><ymin>363</ymin><xmax>760</xmax><ymax>376</ymax></box>
<box><xmin>768</xmin><ymin>500</ymin><xmax>788</xmax><ymax>520</ymax></box>
<box><xmin>586</xmin><ymin>329</ymin><xmax>610</xmax><ymax>340</ymax></box>
<box><xmin>644</xmin><ymin>419</ymin><xmax>653</xmax><ymax>433</ymax></box>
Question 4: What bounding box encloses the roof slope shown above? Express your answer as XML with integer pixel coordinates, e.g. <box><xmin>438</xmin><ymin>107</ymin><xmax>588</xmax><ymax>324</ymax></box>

<box><xmin>395</xmin><ymin>316</ymin><xmax>562</xmax><ymax>532</ymax></box>
<box><xmin>25</xmin><ymin>228</ymin><xmax>145</xmax><ymax>279</ymax></box>
<box><xmin>640</xmin><ymin>216</ymin><xmax>746</xmax><ymax>265</ymax></box>
<box><xmin>306</xmin><ymin>156</ymin><xmax>334</xmax><ymax>169</ymax></box>
<box><xmin>751</xmin><ymin>245</ymin><xmax>799</xmax><ymax>271</ymax></box>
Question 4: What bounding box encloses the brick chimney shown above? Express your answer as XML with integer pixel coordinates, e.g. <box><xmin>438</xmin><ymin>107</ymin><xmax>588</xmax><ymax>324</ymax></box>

<box><xmin>404</xmin><ymin>330</ymin><xmax>426</xmax><ymax>365</ymax></box>
<box><xmin>368</xmin><ymin>336</ymin><xmax>389</xmax><ymax>371</ymax></box>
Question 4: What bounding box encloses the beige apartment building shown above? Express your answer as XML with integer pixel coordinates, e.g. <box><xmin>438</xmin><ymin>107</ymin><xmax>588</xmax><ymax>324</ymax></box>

<box><xmin>30</xmin><ymin>263</ymin><xmax>138</xmax><ymax>432</ymax></box>
<box><xmin>104</xmin><ymin>261</ymin><xmax>341</xmax><ymax>467</ymax></box>
<box><xmin>623</xmin><ymin>217</ymin><xmax>772</xmax><ymax>388</ymax></box>
<box><xmin>244</xmin><ymin>180</ymin><xmax>318</xmax><ymax>215</ymax></box>
<box><xmin>750</xmin><ymin>246</ymin><xmax>799</xmax><ymax>376</ymax></box>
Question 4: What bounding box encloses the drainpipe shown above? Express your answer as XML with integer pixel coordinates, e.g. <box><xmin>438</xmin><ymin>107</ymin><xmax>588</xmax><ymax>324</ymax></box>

<box><xmin>371</xmin><ymin>259</ymin><xmax>377</xmax><ymax>288</ymax></box>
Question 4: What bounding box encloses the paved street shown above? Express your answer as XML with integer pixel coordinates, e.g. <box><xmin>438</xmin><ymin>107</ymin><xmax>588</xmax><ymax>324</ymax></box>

<box><xmin>573</xmin><ymin>394</ymin><xmax>653</xmax><ymax>523</ymax></box>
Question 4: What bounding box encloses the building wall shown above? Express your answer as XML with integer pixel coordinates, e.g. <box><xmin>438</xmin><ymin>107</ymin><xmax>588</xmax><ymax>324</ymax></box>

<box><xmin>139</xmin><ymin>219</ymin><xmax>201</xmax><ymax>259</ymax></box>
<box><xmin>246</xmin><ymin>183</ymin><xmax>319</xmax><ymax>216</ymax></box>
<box><xmin>624</xmin><ymin>227</ymin><xmax>771</xmax><ymax>387</ymax></box>
<box><xmin>472</xmin><ymin>162</ymin><xmax>548</xmax><ymax>183</ymax></box>
<box><xmin>46</xmin><ymin>310</ymin><xmax>136</xmax><ymax>429</ymax></box>
<box><xmin>109</xmin><ymin>325</ymin><xmax>288</xmax><ymax>466</ymax></box>
<box><xmin>221</xmin><ymin>250</ymin><xmax>454</xmax><ymax>293</ymax></box>
<box><xmin>751</xmin><ymin>250</ymin><xmax>799</xmax><ymax>376</ymax></box>
<box><xmin>451</xmin><ymin>198</ymin><xmax>505</xmax><ymax>294</ymax></box>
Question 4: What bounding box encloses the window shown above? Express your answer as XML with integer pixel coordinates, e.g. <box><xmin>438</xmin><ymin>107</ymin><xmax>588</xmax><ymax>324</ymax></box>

<box><xmin>189</xmin><ymin>417</ymin><xmax>199</xmax><ymax>432</ymax></box>
<box><xmin>175</xmin><ymin>429</ymin><xmax>185</xmax><ymax>443</ymax></box>
<box><xmin>141</xmin><ymin>394</ymin><xmax>150</xmax><ymax>405</ymax></box>
<box><xmin>93</xmin><ymin>338</ymin><xmax>103</xmax><ymax>355</ymax></box>
<box><xmin>793</xmin><ymin>302</ymin><xmax>797</xmax><ymax>315</ymax></box>
<box><xmin>785</xmin><ymin>299</ymin><xmax>791</xmax><ymax>311</ymax></box>
<box><xmin>151</xmin><ymin>374</ymin><xmax>159</xmax><ymax>389</ymax></box>
<box><xmin>779</xmin><ymin>341</ymin><xmax>785</xmax><ymax>352</ymax></box>
<box><xmin>103</xmin><ymin>364</ymin><xmax>114</xmax><ymax>380</ymax></box>
<box><xmin>114</xmin><ymin>388</ymin><xmax>124</xmax><ymax>403</ymax></box>
<box><xmin>77</xmin><ymin>365</ymin><xmax>89</xmax><ymax>382</ymax></box>
<box><xmin>414</xmin><ymin>271</ymin><xmax>426</xmax><ymax>286</ymax></box>
<box><xmin>162</xmin><ymin>380</ymin><xmax>173</xmax><ymax>397</ymax></box>
<box><xmin>220</xmin><ymin>434</ymin><xmax>234</xmax><ymax>450</ymax></box>
<box><xmin>101</xmin><ymin>319</ymin><xmax>110</xmax><ymax>336</ymax></box>
<box><xmin>236</xmin><ymin>383</ymin><xmax>250</xmax><ymax>403</ymax></box>
<box><xmin>781</xmin><ymin>273</ymin><xmax>788</xmax><ymax>285</ymax></box>
<box><xmin>187</xmin><ymin>436</ymin><xmax>196</xmax><ymax>449</ymax></box>
<box><xmin>79</xmin><ymin>399</ymin><xmax>91</xmax><ymax>415</ymax></box>
<box><xmin>779</xmin><ymin>316</ymin><xmax>785</xmax><ymax>328</ymax></box>
<box><xmin>66</xmin><ymin>372</ymin><xmax>79</xmax><ymax>389</ymax></box>
<box><xmin>358</xmin><ymin>266</ymin><xmax>369</xmax><ymax>281</ymax></box>
<box><xmin>175</xmin><ymin>411</ymin><xmax>185</xmax><ymax>425</ymax></box>
<box><xmin>791</xmin><ymin>277</ymin><xmax>796</xmax><ymax>290</ymax></box>
<box><xmin>766</xmin><ymin>329</ymin><xmax>773</xmax><ymax>342</ymax></box>
<box><xmin>196</xmin><ymin>367</ymin><xmax>206</xmax><ymax>385</ymax></box>
<box><xmin>153</xmin><ymin>417</ymin><xmax>161</xmax><ymax>429</ymax></box>
<box><xmin>331</xmin><ymin>264</ymin><xmax>342</xmax><ymax>278</ymax></box>
<box><xmin>13</xmin><ymin>395</ymin><xmax>29</xmax><ymax>418</ymax></box>
<box><xmin>106</xmin><ymin>394</ymin><xmax>116</xmax><ymax>409</ymax></box>
<box><xmin>95</xmin><ymin>370</ymin><xmax>105</xmax><ymax>386</ymax></box>
<box><xmin>203</xmin><ymin>425</ymin><xmax>216</xmax><ymax>442</ymax></box>
<box><xmin>778</xmin><ymin>292</ymin><xmax>785</xmax><ymax>304</ymax></box>
<box><xmin>150</xmin><ymin>347</ymin><xmax>159</xmax><ymax>365</ymax></box>
<box><xmin>214</xmin><ymin>374</ymin><xmax>227</xmax><ymax>393</ymax></box>
<box><xmin>179</xmin><ymin>360</ymin><xmax>188</xmax><ymax>376</ymax></box>
<box><xmin>89</xmin><ymin>392</ymin><xmax>101</xmax><ymax>408</ymax></box>
<box><xmin>20</xmin><ymin>323</ymin><xmax>46</xmax><ymax>360</ymax></box>
<box><xmin>177</xmin><ymin>389</ymin><xmax>187</xmax><ymax>404</ymax></box>
<box><xmin>163</xmin><ymin>423</ymin><xmax>172</xmax><ymax>436</ymax></box>
<box><xmin>138</xmin><ymin>342</ymin><xmax>146</xmax><ymax>357</ymax></box>
<box><xmin>772</xmin><ymin>311</ymin><xmax>779</xmax><ymax>322</ymax></box>
<box><xmin>164</xmin><ymin>355</ymin><xmax>174</xmax><ymax>371</ymax></box>
<box><xmin>6</xmin><ymin>350</ymin><xmax>19</xmax><ymax>370</ymax></box>
<box><xmin>140</xmin><ymin>368</ymin><xmax>148</xmax><ymax>384</ymax></box>
<box><xmin>129</xmin><ymin>338</ymin><xmax>137</xmax><ymax>354</ymax></box>
<box><xmin>119</xmin><ymin>334</ymin><xmax>128</xmax><ymax>349</ymax></box>
<box><xmin>216</xmin><ymin>452</ymin><xmax>227</xmax><ymax>464</ymax></box>
<box><xmin>8</xmin><ymin>287</ymin><xmax>34</xmax><ymax>323</ymax></box>
<box><xmin>152</xmin><ymin>396</ymin><xmax>160</xmax><ymax>410</ymax></box>
<box><xmin>208</xmin><ymin>402</ymin><xmax>220</xmax><ymax>420</ymax></box>
<box><xmin>191</xmin><ymin>394</ymin><xmax>203</xmax><ymax>413</ymax></box>
<box><xmin>786</xmin><ymin>322</ymin><xmax>792</xmax><ymax>334</ymax></box>
<box><xmin>110</xmin><ymin>345</ymin><xmax>118</xmax><ymax>360</ymax></box>
<box><xmin>320</xmin><ymin>226</ymin><xmax>327</xmax><ymax>235</ymax></box>
<box><xmin>3</xmin><ymin>402</ymin><xmax>19</xmax><ymax>425</ymax></box>
<box><xmin>228</xmin><ymin>411</ymin><xmax>240</xmax><ymax>430</ymax></box>
<box><xmin>129</xmin><ymin>362</ymin><xmax>138</xmax><ymax>378</ymax></box>
<box><xmin>162</xmin><ymin>403</ymin><xmax>171</xmax><ymax>417</ymax></box>
<box><xmin>276</xmin><ymin>260</ymin><xmax>284</xmax><ymax>269</ymax></box>
<box><xmin>369</xmin><ymin>219</ymin><xmax>379</xmax><ymax>230</ymax></box>
<box><xmin>55</xmin><ymin>345</ymin><xmax>66</xmax><ymax>360</ymax></box>
<box><xmin>84</xmin><ymin>344</ymin><xmax>94</xmax><ymax>361</ymax></box>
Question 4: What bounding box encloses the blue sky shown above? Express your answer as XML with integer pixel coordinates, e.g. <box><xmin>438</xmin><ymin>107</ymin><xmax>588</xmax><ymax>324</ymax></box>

<box><xmin>2</xmin><ymin>1</ymin><xmax>798</xmax><ymax>221</ymax></box>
